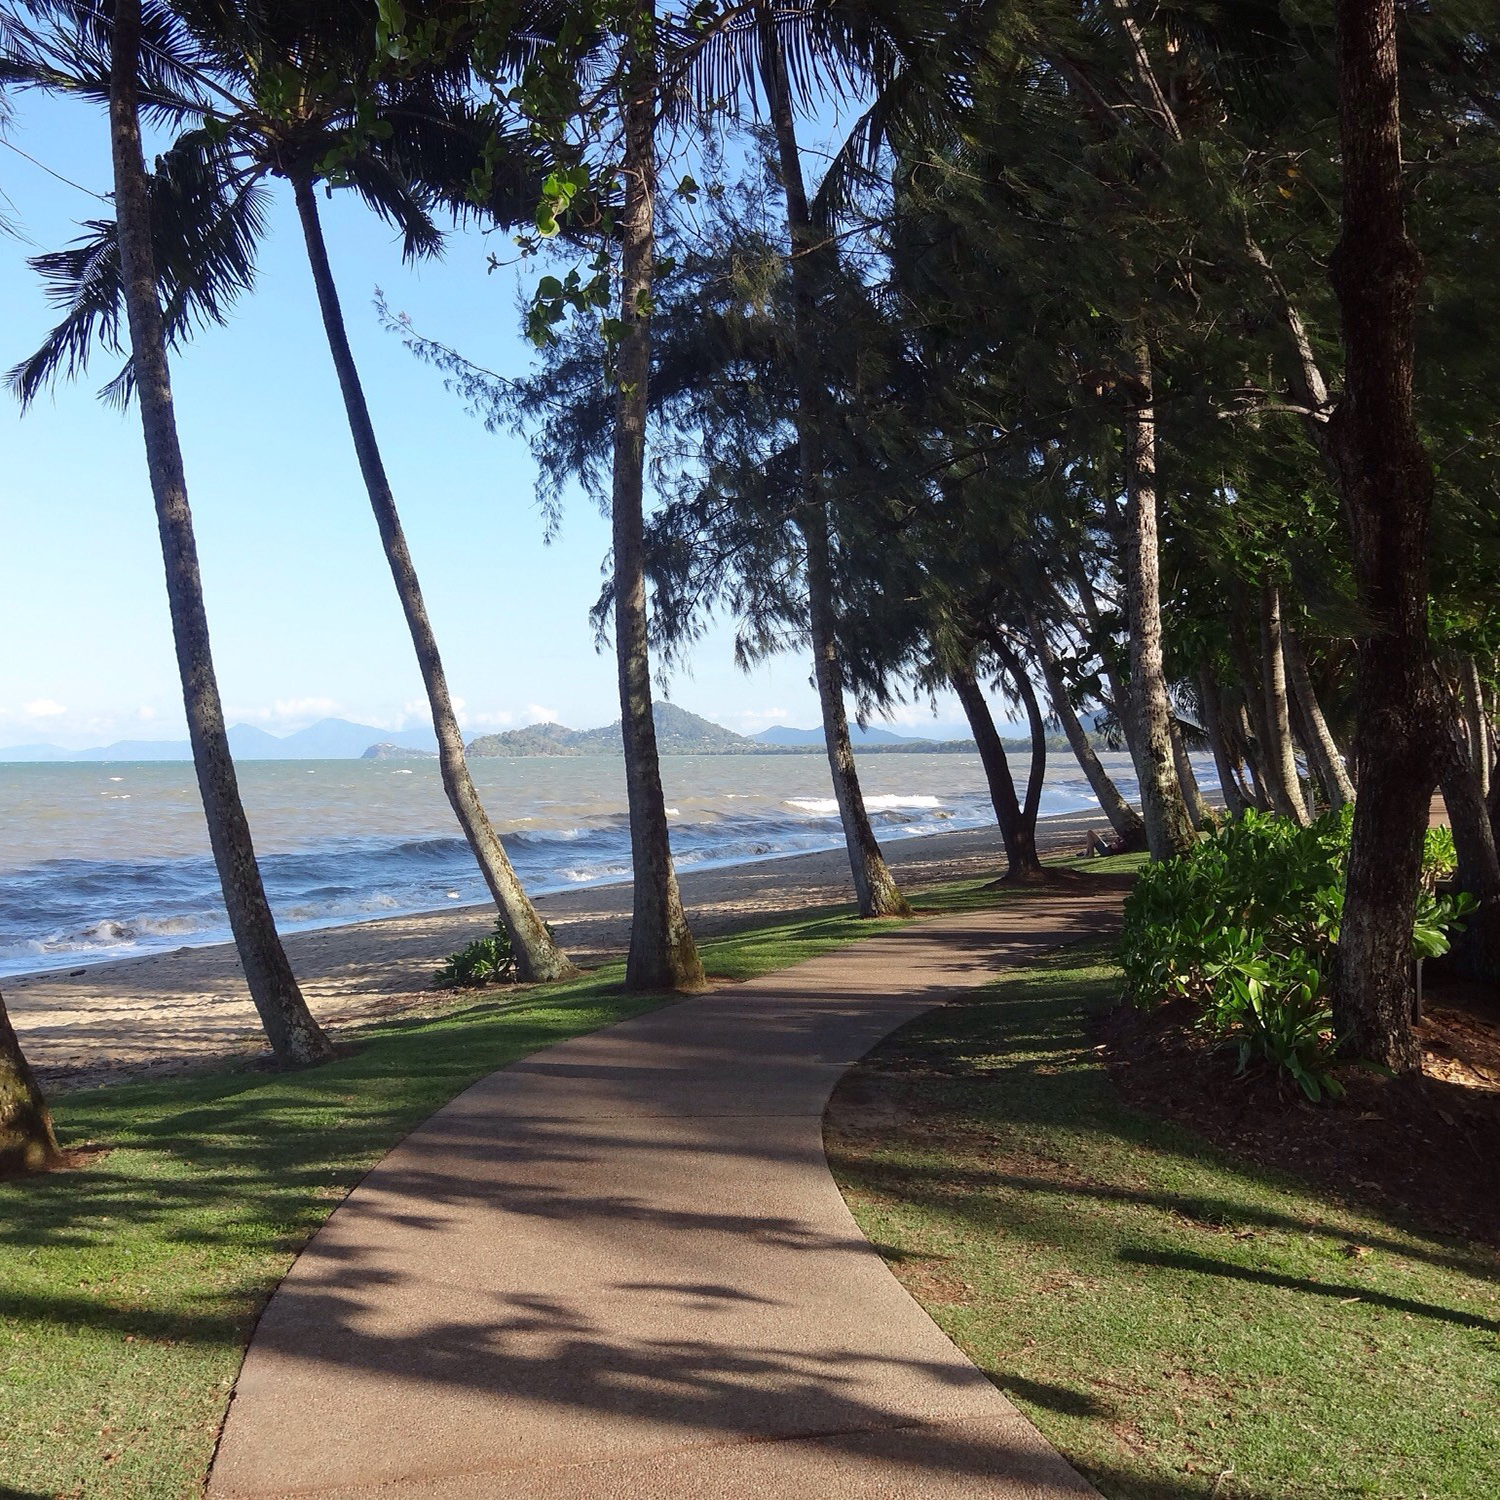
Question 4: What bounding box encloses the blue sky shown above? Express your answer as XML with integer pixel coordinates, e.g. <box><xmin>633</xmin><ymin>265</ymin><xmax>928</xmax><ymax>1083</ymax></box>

<box><xmin>0</xmin><ymin>92</ymin><xmax>979</xmax><ymax>750</ymax></box>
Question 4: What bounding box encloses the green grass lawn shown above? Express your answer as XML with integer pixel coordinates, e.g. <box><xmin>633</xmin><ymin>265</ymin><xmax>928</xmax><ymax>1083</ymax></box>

<box><xmin>827</xmin><ymin>943</ymin><xmax>1500</xmax><ymax>1500</ymax></box>
<box><xmin>0</xmin><ymin>904</ymin><xmax>899</xmax><ymax>1500</ymax></box>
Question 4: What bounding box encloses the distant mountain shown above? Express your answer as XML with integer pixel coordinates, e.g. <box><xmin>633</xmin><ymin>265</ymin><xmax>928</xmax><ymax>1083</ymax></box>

<box><xmin>362</xmin><ymin>741</ymin><xmax>439</xmax><ymax>761</ymax></box>
<box><xmin>752</xmin><ymin>723</ymin><xmax>929</xmax><ymax>747</ymax></box>
<box><xmin>469</xmin><ymin>703</ymin><xmax>753</xmax><ymax>758</ymax></box>
<box><xmin>0</xmin><ymin>717</ymin><xmax>439</xmax><ymax>763</ymax></box>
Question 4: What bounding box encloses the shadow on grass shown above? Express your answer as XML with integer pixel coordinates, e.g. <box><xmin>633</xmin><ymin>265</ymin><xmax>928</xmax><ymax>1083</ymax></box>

<box><xmin>1118</xmin><ymin>1247</ymin><xmax>1500</xmax><ymax>1333</ymax></box>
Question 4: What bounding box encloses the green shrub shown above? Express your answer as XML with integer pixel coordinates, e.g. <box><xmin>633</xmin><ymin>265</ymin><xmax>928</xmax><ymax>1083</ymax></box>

<box><xmin>434</xmin><ymin>919</ymin><xmax>516</xmax><ymax>989</ymax></box>
<box><xmin>1121</xmin><ymin>809</ymin><xmax>1475</xmax><ymax>1099</ymax></box>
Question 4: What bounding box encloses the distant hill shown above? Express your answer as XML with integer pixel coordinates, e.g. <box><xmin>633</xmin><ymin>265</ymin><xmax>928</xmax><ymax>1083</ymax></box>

<box><xmin>468</xmin><ymin>705</ymin><xmax>990</xmax><ymax>758</ymax></box>
<box><xmin>362</xmin><ymin>741</ymin><xmax>439</xmax><ymax>762</ymax></box>
<box><xmin>754</xmin><ymin>724</ymin><xmax>928</xmax><ymax>747</ymax></box>
<box><xmin>469</xmin><ymin>703</ymin><xmax>754</xmax><ymax>758</ymax></box>
<box><xmin>0</xmin><ymin>717</ymin><xmax>439</xmax><ymax>763</ymax></box>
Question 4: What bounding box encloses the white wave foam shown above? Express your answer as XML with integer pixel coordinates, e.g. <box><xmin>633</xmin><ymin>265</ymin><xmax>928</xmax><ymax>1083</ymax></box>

<box><xmin>787</xmin><ymin>794</ymin><xmax>943</xmax><ymax>816</ymax></box>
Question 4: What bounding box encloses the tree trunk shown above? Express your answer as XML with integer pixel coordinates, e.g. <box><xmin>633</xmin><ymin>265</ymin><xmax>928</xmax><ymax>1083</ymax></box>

<box><xmin>290</xmin><ymin>177</ymin><xmax>575</xmax><ymax>984</ymax></box>
<box><xmin>1259</xmin><ymin>579</ymin><xmax>1311</xmax><ymax>824</ymax></box>
<box><xmin>1460</xmin><ymin>656</ymin><xmax>1491</xmax><ymax>802</ymax></box>
<box><xmin>1440</xmin><ymin>703</ymin><xmax>1500</xmax><ymax>982</ymax></box>
<box><xmin>610</xmin><ymin>6</ymin><xmax>706</xmax><ymax>991</ymax></box>
<box><xmin>800</xmin><ymin>512</ymin><xmax>910</xmax><ymax>916</ymax></box>
<box><xmin>1230</xmin><ymin>690</ymin><xmax>1274</xmax><ymax>810</ymax></box>
<box><xmin>950</xmin><ymin>661</ymin><xmax>1042</xmax><ymax>879</ymax></box>
<box><xmin>986</xmin><ymin>630</ymin><xmax>1048</xmax><ymax>839</ymax></box>
<box><xmin>1326</xmin><ymin>0</ymin><xmax>1443</xmax><ymax>1072</ymax></box>
<box><xmin>1168</xmin><ymin>716</ymin><xmax>1207</xmax><ymax>827</ymax></box>
<box><xmin>1197</xmin><ymin>664</ymin><xmax>1248</xmax><ymax>817</ymax></box>
<box><xmin>1283</xmin><ymin>624</ymin><xmax>1355</xmax><ymax>810</ymax></box>
<box><xmin>0</xmin><ymin>989</ymin><xmax>57</xmax><ymax>1176</ymax></box>
<box><xmin>1229</xmin><ymin>610</ymin><xmax>1284</xmax><ymax>810</ymax></box>
<box><xmin>759</xmin><ymin>5</ymin><xmax>908</xmax><ymax>918</ymax></box>
<box><xmin>110</xmin><ymin>0</ymin><xmax>331</xmax><ymax>1066</ymax></box>
<box><xmin>1074</xmin><ymin>567</ymin><xmax>1143</xmax><ymax>772</ymax></box>
<box><xmin>1026</xmin><ymin>609</ymin><xmax>1148</xmax><ymax>848</ymax></box>
<box><xmin>1118</xmin><ymin>339</ymin><xmax>1196</xmax><ymax>859</ymax></box>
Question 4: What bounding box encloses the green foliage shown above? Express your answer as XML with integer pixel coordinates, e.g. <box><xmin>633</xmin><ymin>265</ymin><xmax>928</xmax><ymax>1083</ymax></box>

<box><xmin>1121</xmin><ymin>810</ymin><xmax>1475</xmax><ymax>1099</ymax></box>
<box><xmin>433</xmin><ymin>919</ymin><xmax>516</xmax><ymax>989</ymax></box>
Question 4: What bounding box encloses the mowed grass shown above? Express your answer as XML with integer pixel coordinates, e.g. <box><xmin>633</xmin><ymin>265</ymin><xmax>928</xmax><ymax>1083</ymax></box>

<box><xmin>827</xmin><ymin>944</ymin><xmax>1500</xmax><ymax>1500</ymax></box>
<box><xmin>0</xmin><ymin>904</ymin><xmax>899</xmax><ymax>1499</ymax></box>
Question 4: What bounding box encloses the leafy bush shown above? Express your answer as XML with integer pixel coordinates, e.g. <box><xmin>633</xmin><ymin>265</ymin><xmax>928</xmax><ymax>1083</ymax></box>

<box><xmin>1121</xmin><ymin>809</ymin><xmax>1474</xmax><ymax>1099</ymax></box>
<box><xmin>434</xmin><ymin>919</ymin><xmax>516</xmax><ymax>989</ymax></box>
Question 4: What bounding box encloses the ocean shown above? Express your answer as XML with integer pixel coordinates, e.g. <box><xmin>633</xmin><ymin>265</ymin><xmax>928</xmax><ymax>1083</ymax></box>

<box><xmin>0</xmin><ymin>751</ymin><xmax>1195</xmax><ymax>977</ymax></box>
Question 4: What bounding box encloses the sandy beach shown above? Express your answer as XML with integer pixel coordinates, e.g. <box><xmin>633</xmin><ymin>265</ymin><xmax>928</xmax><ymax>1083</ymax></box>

<box><xmin>6</xmin><ymin>809</ymin><xmax>1115</xmax><ymax>1092</ymax></box>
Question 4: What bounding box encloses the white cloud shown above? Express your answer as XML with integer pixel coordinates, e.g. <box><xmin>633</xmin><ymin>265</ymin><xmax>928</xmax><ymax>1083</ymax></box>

<box><xmin>461</xmin><ymin>708</ymin><xmax>516</xmax><ymax>730</ymax></box>
<box><xmin>22</xmin><ymin>698</ymin><xmax>67</xmax><ymax>720</ymax></box>
<box><xmin>136</xmin><ymin>705</ymin><xmax>157</xmax><ymax>721</ymax></box>
<box><xmin>523</xmin><ymin>704</ymin><xmax>560</xmax><ymax>724</ymax></box>
<box><xmin>273</xmin><ymin>696</ymin><xmax>341</xmax><ymax>722</ymax></box>
<box><xmin>729</xmin><ymin>706</ymin><xmax>791</xmax><ymax>726</ymax></box>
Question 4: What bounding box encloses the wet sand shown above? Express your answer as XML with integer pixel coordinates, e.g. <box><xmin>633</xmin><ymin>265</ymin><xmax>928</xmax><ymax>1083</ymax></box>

<box><xmin>7</xmin><ymin>809</ymin><xmax>1116</xmax><ymax>1092</ymax></box>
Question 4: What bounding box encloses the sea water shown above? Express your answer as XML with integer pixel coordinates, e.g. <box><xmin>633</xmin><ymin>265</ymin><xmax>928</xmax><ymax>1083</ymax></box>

<box><xmin>0</xmin><ymin>752</ymin><xmax>1197</xmax><ymax>976</ymax></box>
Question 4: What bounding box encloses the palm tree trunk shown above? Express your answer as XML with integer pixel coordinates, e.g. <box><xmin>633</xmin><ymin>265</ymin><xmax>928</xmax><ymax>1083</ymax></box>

<box><xmin>612</xmin><ymin>6</ymin><xmax>705</xmax><ymax>991</ymax></box>
<box><xmin>949</xmin><ymin>661</ymin><xmax>1041</xmax><ymax>879</ymax></box>
<box><xmin>1169</xmin><ymin>716</ymin><xmax>1207</xmax><ymax>827</ymax></box>
<box><xmin>1230</xmin><ymin>690</ymin><xmax>1274</xmax><ymax>810</ymax></box>
<box><xmin>758</xmin><ymin>5</ymin><xmax>907</xmax><ymax>918</ymax></box>
<box><xmin>1326</xmin><ymin>0</ymin><xmax>1444</xmax><ymax>1072</ymax></box>
<box><xmin>1026</xmin><ymin>608</ymin><xmax>1147</xmax><ymax>848</ymax></box>
<box><xmin>1119</xmin><ymin>338</ymin><xmax>1195</xmax><ymax>859</ymax></box>
<box><xmin>1258</xmin><ymin>580</ymin><xmax>1310</xmax><ymax>824</ymax></box>
<box><xmin>1229</xmin><ymin>610</ymin><xmax>1285</xmax><ymax>811</ymax></box>
<box><xmin>1460</xmin><ymin>656</ymin><xmax>1491</xmax><ymax>801</ymax></box>
<box><xmin>1197</xmin><ymin>663</ymin><xmax>1248</xmax><ymax>817</ymax></box>
<box><xmin>290</xmin><ymin>176</ymin><xmax>575</xmax><ymax>984</ymax></box>
<box><xmin>800</xmin><ymin>510</ymin><xmax>910</xmax><ymax>916</ymax></box>
<box><xmin>0</xmin><ymin>988</ymin><xmax>57</xmax><ymax>1176</ymax></box>
<box><xmin>1283</xmin><ymin>624</ymin><xmax>1355</xmax><ymax>809</ymax></box>
<box><xmin>110</xmin><ymin>0</ymin><xmax>331</xmax><ymax>1066</ymax></box>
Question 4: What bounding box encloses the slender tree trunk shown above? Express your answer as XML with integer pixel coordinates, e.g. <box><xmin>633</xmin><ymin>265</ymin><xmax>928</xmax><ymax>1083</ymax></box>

<box><xmin>1259</xmin><ymin>579</ymin><xmax>1311</xmax><ymax>824</ymax></box>
<box><xmin>1119</xmin><ymin>339</ymin><xmax>1195</xmax><ymax>859</ymax></box>
<box><xmin>1230</xmin><ymin>690</ymin><xmax>1274</xmax><ymax>810</ymax></box>
<box><xmin>1197</xmin><ymin>664</ymin><xmax>1248</xmax><ymax>817</ymax></box>
<box><xmin>611</xmin><ymin>10</ymin><xmax>705</xmax><ymax>991</ymax></box>
<box><xmin>1229</xmin><ymin>611</ymin><xmax>1284</xmax><ymax>810</ymax></box>
<box><xmin>987</xmin><ymin>630</ymin><xmax>1047</xmax><ymax>837</ymax></box>
<box><xmin>1283</xmin><ymin>624</ymin><xmax>1355</xmax><ymax>809</ymax></box>
<box><xmin>950</xmin><ymin>661</ymin><xmax>1042</xmax><ymax>879</ymax></box>
<box><xmin>290</xmin><ymin>177</ymin><xmax>575</xmax><ymax>984</ymax></box>
<box><xmin>1326</xmin><ymin>0</ymin><xmax>1443</xmax><ymax>1071</ymax></box>
<box><xmin>1074</xmin><ymin>568</ymin><xmax>1143</xmax><ymax>771</ymax></box>
<box><xmin>1460</xmin><ymin>656</ymin><xmax>1491</xmax><ymax>801</ymax></box>
<box><xmin>1026</xmin><ymin>609</ymin><xmax>1148</xmax><ymax>848</ymax></box>
<box><xmin>1440</xmin><ymin>701</ymin><xmax>1500</xmax><ymax>981</ymax></box>
<box><xmin>0</xmin><ymin>989</ymin><xmax>57</xmax><ymax>1176</ymax></box>
<box><xmin>110</xmin><ymin>0</ymin><xmax>331</xmax><ymax>1065</ymax></box>
<box><xmin>1168</xmin><ymin>716</ymin><xmax>1207</xmax><ymax>827</ymax></box>
<box><xmin>759</xmin><ymin>5</ymin><xmax>907</xmax><ymax>917</ymax></box>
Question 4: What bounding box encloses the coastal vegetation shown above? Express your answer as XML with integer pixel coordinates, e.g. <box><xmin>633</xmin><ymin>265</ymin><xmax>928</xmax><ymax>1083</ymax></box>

<box><xmin>0</xmin><ymin>8</ymin><xmax>1488</xmax><ymax>1464</ymax></box>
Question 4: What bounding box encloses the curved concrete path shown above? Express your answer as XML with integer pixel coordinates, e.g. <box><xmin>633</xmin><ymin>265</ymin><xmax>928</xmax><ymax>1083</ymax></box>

<box><xmin>211</xmin><ymin>889</ymin><xmax>1121</xmax><ymax>1499</ymax></box>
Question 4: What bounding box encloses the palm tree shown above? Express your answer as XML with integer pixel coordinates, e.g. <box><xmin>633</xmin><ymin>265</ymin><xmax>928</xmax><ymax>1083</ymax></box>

<box><xmin>0</xmin><ymin>987</ymin><xmax>58</xmax><ymax>1175</ymax></box>
<box><xmin>610</xmin><ymin>0</ymin><xmax>705</xmax><ymax>990</ymax></box>
<box><xmin>107</xmin><ymin>0</ymin><xmax>333</xmax><ymax>1065</ymax></box>
<box><xmin>9</xmin><ymin>0</ymin><xmax>578</xmax><ymax>982</ymax></box>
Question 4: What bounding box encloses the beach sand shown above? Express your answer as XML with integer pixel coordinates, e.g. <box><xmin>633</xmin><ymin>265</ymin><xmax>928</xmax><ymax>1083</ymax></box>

<box><xmin>7</xmin><ymin>809</ymin><xmax>1115</xmax><ymax>1092</ymax></box>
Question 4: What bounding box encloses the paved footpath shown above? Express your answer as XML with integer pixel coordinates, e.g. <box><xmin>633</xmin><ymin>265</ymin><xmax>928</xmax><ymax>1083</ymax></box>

<box><xmin>211</xmin><ymin>887</ymin><xmax>1122</xmax><ymax>1500</ymax></box>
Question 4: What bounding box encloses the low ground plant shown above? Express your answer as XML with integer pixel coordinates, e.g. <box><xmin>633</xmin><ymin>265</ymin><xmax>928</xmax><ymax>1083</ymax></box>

<box><xmin>1121</xmin><ymin>809</ymin><xmax>1474</xmax><ymax>1097</ymax></box>
<box><xmin>434</xmin><ymin>919</ymin><xmax>518</xmax><ymax>988</ymax></box>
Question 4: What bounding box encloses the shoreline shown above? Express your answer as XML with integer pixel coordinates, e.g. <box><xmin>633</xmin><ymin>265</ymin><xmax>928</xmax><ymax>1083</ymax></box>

<box><xmin>8</xmin><ymin>807</ymin><xmax>1115</xmax><ymax>1093</ymax></box>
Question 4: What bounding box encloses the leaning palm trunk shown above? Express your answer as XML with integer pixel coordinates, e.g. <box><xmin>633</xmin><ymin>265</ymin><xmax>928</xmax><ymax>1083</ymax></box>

<box><xmin>290</xmin><ymin>177</ymin><xmax>575</xmax><ymax>984</ymax></box>
<box><xmin>0</xmin><ymin>988</ymin><xmax>57</xmax><ymax>1176</ymax></box>
<box><xmin>950</xmin><ymin>661</ymin><xmax>1041</xmax><ymax>878</ymax></box>
<box><xmin>758</xmin><ymin>6</ymin><xmax>907</xmax><ymax>917</ymax></box>
<box><xmin>1168</xmin><ymin>717</ymin><xmax>1207</xmax><ymax>827</ymax></box>
<box><xmin>1282</xmin><ymin>626</ymin><xmax>1354</xmax><ymax>810</ymax></box>
<box><xmin>110</xmin><ymin>0</ymin><xmax>331</xmax><ymax>1066</ymax></box>
<box><xmin>1197</xmin><ymin>664</ymin><xmax>1249</xmax><ymax>817</ymax></box>
<box><xmin>611</xmin><ymin>5</ymin><xmax>705</xmax><ymax>991</ymax></box>
<box><xmin>1258</xmin><ymin>580</ymin><xmax>1310</xmax><ymax>824</ymax></box>
<box><xmin>989</xmin><ymin>633</ymin><xmax>1047</xmax><ymax>835</ymax></box>
<box><xmin>1119</xmin><ymin>338</ymin><xmax>1195</xmax><ymax>859</ymax></box>
<box><xmin>1026</xmin><ymin>608</ymin><xmax>1147</xmax><ymax>848</ymax></box>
